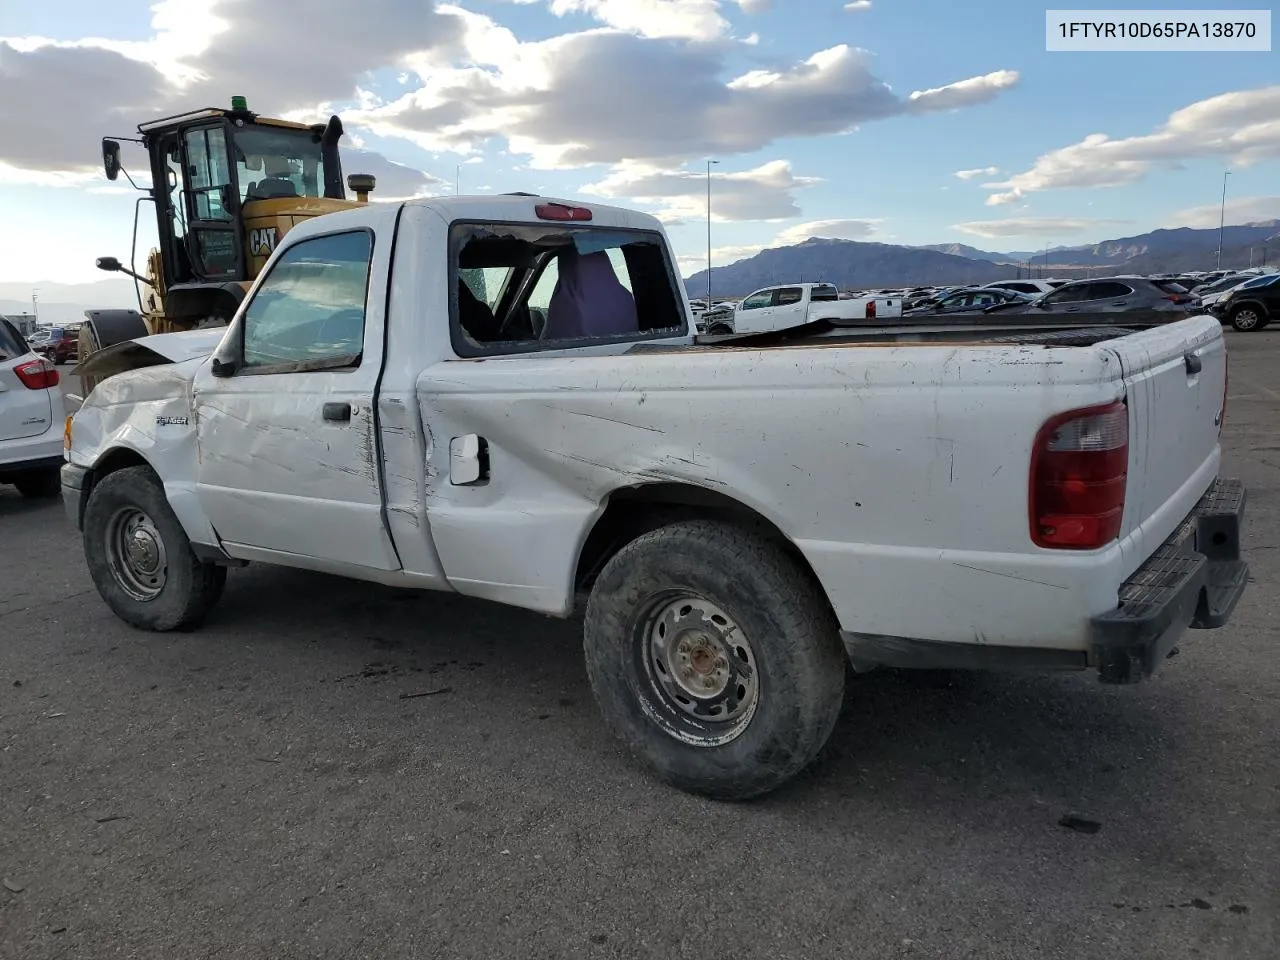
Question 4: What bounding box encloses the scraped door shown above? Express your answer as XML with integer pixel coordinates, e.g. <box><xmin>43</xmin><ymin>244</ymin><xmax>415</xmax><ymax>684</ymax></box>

<box><xmin>193</xmin><ymin>229</ymin><xmax>400</xmax><ymax>571</ymax></box>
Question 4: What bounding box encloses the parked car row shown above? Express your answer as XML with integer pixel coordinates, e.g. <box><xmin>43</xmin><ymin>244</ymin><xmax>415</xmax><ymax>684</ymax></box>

<box><xmin>895</xmin><ymin>276</ymin><xmax>1196</xmax><ymax>324</ymax></box>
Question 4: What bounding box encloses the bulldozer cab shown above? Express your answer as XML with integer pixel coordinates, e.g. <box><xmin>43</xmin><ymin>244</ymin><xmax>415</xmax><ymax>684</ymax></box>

<box><xmin>79</xmin><ymin>98</ymin><xmax>374</xmax><ymax>395</ymax></box>
<box><xmin>138</xmin><ymin>103</ymin><xmax>347</xmax><ymax>308</ymax></box>
<box><xmin>97</xmin><ymin>98</ymin><xmax>366</xmax><ymax>332</ymax></box>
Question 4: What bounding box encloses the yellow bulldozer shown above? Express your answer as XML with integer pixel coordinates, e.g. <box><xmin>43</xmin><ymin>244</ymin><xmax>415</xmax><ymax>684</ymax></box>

<box><xmin>77</xmin><ymin>95</ymin><xmax>376</xmax><ymax>392</ymax></box>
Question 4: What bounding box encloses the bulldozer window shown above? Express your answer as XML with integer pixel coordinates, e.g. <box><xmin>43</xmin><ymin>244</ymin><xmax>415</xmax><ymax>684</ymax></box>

<box><xmin>183</xmin><ymin>127</ymin><xmax>233</xmax><ymax>222</ymax></box>
<box><xmin>234</xmin><ymin>127</ymin><xmax>326</xmax><ymax>202</ymax></box>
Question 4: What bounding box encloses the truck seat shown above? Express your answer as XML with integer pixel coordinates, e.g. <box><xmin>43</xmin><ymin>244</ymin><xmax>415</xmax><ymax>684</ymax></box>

<box><xmin>543</xmin><ymin>249</ymin><xmax>638</xmax><ymax>340</ymax></box>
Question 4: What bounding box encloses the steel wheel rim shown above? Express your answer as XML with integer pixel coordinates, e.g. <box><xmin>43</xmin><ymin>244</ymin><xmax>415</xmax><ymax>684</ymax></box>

<box><xmin>105</xmin><ymin>507</ymin><xmax>168</xmax><ymax>601</ymax></box>
<box><xmin>1235</xmin><ymin>309</ymin><xmax>1259</xmax><ymax>330</ymax></box>
<box><xmin>636</xmin><ymin>592</ymin><xmax>760</xmax><ymax>747</ymax></box>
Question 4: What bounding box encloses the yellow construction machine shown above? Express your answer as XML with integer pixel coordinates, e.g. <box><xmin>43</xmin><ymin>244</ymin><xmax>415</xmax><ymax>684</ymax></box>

<box><xmin>78</xmin><ymin>95</ymin><xmax>376</xmax><ymax>391</ymax></box>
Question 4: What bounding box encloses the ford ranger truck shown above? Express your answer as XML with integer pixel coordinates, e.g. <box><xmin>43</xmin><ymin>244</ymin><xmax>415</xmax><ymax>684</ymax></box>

<box><xmin>62</xmin><ymin>195</ymin><xmax>1248</xmax><ymax>800</ymax></box>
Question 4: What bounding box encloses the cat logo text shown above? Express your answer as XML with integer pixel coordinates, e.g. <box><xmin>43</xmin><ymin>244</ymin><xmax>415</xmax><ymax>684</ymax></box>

<box><xmin>249</xmin><ymin>227</ymin><xmax>279</xmax><ymax>258</ymax></box>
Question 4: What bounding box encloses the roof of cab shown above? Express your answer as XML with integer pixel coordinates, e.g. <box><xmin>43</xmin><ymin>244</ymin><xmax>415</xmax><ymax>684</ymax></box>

<box><xmin>277</xmin><ymin>193</ymin><xmax>669</xmax><ymax>249</ymax></box>
<box><xmin>406</xmin><ymin>194</ymin><xmax>667</xmax><ymax>233</ymax></box>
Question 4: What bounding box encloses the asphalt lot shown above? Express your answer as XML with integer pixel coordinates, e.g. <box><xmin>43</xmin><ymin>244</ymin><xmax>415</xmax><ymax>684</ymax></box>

<box><xmin>2</xmin><ymin>332</ymin><xmax>1278</xmax><ymax>960</ymax></box>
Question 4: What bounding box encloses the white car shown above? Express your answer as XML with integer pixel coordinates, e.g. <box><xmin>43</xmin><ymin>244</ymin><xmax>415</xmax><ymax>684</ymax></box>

<box><xmin>983</xmin><ymin>279</ymin><xmax>1058</xmax><ymax>298</ymax></box>
<box><xmin>0</xmin><ymin>317</ymin><xmax>67</xmax><ymax>499</ymax></box>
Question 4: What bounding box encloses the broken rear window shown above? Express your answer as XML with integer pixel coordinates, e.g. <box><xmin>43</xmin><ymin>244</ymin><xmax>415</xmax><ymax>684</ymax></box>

<box><xmin>448</xmin><ymin>222</ymin><xmax>686</xmax><ymax>357</ymax></box>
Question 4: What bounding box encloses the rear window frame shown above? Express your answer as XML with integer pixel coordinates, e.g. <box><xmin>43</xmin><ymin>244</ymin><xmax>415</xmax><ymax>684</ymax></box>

<box><xmin>446</xmin><ymin>219</ymin><xmax>689</xmax><ymax>359</ymax></box>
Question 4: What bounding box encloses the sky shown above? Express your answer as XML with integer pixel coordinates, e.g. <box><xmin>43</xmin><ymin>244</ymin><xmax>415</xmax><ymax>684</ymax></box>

<box><xmin>0</xmin><ymin>0</ymin><xmax>1277</xmax><ymax>286</ymax></box>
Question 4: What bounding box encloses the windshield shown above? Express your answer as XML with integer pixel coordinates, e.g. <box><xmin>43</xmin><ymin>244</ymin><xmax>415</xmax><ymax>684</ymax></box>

<box><xmin>1203</xmin><ymin>274</ymin><xmax>1250</xmax><ymax>293</ymax></box>
<box><xmin>233</xmin><ymin>125</ymin><xmax>326</xmax><ymax>202</ymax></box>
<box><xmin>1240</xmin><ymin>274</ymin><xmax>1277</xmax><ymax>289</ymax></box>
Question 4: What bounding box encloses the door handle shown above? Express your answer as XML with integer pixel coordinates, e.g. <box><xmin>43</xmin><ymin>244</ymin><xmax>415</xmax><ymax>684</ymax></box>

<box><xmin>1184</xmin><ymin>352</ymin><xmax>1202</xmax><ymax>375</ymax></box>
<box><xmin>322</xmin><ymin>402</ymin><xmax>351</xmax><ymax>422</ymax></box>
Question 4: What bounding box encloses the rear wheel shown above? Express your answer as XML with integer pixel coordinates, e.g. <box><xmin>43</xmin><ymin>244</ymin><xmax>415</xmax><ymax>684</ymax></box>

<box><xmin>1230</xmin><ymin>305</ymin><xmax>1266</xmax><ymax>331</ymax></box>
<box><xmin>82</xmin><ymin>465</ymin><xmax>226</xmax><ymax>631</ymax></box>
<box><xmin>583</xmin><ymin>519</ymin><xmax>846</xmax><ymax>800</ymax></box>
<box><xmin>14</xmin><ymin>467</ymin><xmax>61</xmax><ymax>499</ymax></box>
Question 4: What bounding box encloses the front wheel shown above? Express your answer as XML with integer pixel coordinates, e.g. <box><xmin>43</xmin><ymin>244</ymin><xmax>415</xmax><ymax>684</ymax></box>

<box><xmin>583</xmin><ymin>520</ymin><xmax>846</xmax><ymax>800</ymax></box>
<box><xmin>1230</xmin><ymin>305</ymin><xmax>1266</xmax><ymax>331</ymax></box>
<box><xmin>82</xmin><ymin>465</ymin><xmax>226</xmax><ymax>631</ymax></box>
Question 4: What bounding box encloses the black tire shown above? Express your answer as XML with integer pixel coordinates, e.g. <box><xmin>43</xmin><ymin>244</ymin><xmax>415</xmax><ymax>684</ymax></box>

<box><xmin>82</xmin><ymin>465</ymin><xmax>226</xmax><ymax>631</ymax></box>
<box><xmin>707</xmin><ymin>323</ymin><xmax>733</xmax><ymax>335</ymax></box>
<box><xmin>583</xmin><ymin>519</ymin><xmax>846</xmax><ymax>800</ymax></box>
<box><xmin>1230</xmin><ymin>305</ymin><xmax>1265</xmax><ymax>332</ymax></box>
<box><xmin>14</xmin><ymin>467</ymin><xmax>61</xmax><ymax>499</ymax></box>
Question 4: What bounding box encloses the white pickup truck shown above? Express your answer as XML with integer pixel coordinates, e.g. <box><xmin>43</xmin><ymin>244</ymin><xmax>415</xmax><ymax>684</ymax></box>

<box><xmin>62</xmin><ymin>195</ymin><xmax>1249</xmax><ymax>800</ymax></box>
<box><xmin>706</xmin><ymin>282</ymin><xmax>902</xmax><ymax>334</ymax></box>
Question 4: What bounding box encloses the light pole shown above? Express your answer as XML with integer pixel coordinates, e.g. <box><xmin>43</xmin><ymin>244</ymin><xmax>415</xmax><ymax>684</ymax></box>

<box><xmin>706</xmin><ymin>159</ymin><xmax>719</xmax><ymax>304</ymax></box>
<box><xmin>1216</xmin><ymin>170</ymin><xmax>1231</xmax><ymax>270</ymax></box>
<box><xmin>456</xmin><ymin>164</ymin><xmax>461</xmax><ymax>196</ymax></box>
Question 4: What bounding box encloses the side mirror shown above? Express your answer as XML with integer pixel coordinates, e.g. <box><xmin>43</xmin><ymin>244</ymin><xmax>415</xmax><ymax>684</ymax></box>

<box><xmin>96</xmin><ymin>256</ymin><xmax>122</xmax><ymax>273</ymax></box>
<box><xmin>102</xmin><ymin>139</ymin><xmax>121</xmax><ymax>181</ymax></box>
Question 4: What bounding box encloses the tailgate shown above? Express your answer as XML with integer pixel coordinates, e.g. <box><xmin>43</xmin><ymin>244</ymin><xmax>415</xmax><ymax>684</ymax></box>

<box><xmin>1104</xmin><ymin>316</ymin><xmax>1226</xmax><ymax>559</ymax></box>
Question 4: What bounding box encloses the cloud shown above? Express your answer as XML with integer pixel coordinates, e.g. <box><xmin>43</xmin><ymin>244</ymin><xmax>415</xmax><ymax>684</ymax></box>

<box><xmin>346</xmin><ymin>149</ymin><xmax>448</xmax><ymax>200</ymax></box>
<box><xmin>679</xmin><ymin>242</ymin><xmax>771</xmax><ymax>270</ymax></box>
<box><xmin>0</xmin><ymin>0</ymin><xmax>1019</xmax><ymax>224</ymax></box>
<box><xmin>986</xmin><ymin>85</ymin><xmax>1280</xmax><ymax>205</ymax></box>
<box><xmin>737</xmin><ymin>0</ymin><xmax>771</xmax><ymax>11</ymax></box>
<box><xmin>955</xmin><ymin>166</ymin><xmax>1000</xmax><ymax>180</ymax></box>
<box><xmin>1162</xmin><ymin>195</ymin><xmax>1280</xmax><ymax>230</ymax></box>
<box><xmin>0</xmin><ymin>0</ymin><xmax>464</xmax><ymax>178</ymax></box>
<box><xmin>357</xmin><ymin>22</ymin><xmax>1019</xmax><ymax>169</ymax></box>
<box><xmin>548</xmin><ymin>0</ymin><xmax>732</xmax><ymax>41</ymax></box>
<box><xmin>774</xmin><ymin>218</ymin><xmax>879</xmax><ymax>244</ymax></box>
<box><xmin>581</xmin><ymin>159</ymin><xmax>820</xmax><ymax>221</ymax></box>
<box><xmin>906</xmin><ymin>70</ymin><xmax>1019</xmax><ymax>114</ymax></box>
<box><xmin>953</xmin><ymin>217</ymin><xmax>1130</xmax><ymax>239</ymax></box>
<box><xmin>844</xmin><ymin>0</ymin><xmax>872</xmax><ymax>9</ymax></box>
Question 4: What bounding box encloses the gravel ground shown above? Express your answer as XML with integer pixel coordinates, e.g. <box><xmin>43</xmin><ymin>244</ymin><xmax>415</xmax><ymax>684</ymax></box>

<box><xmin>1</xmin><ymin>331</ymin><xmax>1277</xmax><ymax>959</ymax></box>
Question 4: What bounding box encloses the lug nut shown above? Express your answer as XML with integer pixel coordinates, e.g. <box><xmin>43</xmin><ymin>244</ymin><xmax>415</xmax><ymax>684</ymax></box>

<box><xmin>703</xmin><ymin>677</ymin><xmax>715</xmax><ymax>689</ymax></box>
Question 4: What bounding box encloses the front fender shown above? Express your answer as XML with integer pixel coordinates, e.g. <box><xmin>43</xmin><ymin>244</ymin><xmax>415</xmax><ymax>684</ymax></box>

<box><xmin>69</xmin><ymin>359</ymin><xmax>220</xmax><ymax>549</ymax></box>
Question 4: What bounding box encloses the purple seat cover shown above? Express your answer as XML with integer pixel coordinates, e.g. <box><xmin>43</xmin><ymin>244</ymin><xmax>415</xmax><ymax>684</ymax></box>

<box><xmin>544</xmin><ymin>249</ymin><xmax>639</xmax><ymax>340</ymax></box>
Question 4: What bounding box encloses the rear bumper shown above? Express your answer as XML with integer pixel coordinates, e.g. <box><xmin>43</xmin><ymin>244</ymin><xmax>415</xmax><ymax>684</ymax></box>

<box><xmin>0</xmin><ymin>426</ymin><xmax>64</xmax><ymax>479</ymax></box>
<box><xmin>1091</xmin><ymin>477</ymin><xmax>1249</xmax><ymax>684</ymax></box>
<box><xmin>838</xmin><ymin>477</ymin><xmax>1249</xmax><ymax>683</ymax></box>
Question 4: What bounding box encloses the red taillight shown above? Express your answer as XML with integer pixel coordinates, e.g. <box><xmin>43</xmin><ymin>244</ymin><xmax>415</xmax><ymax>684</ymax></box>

<box><xmin>865</xmin><ymin>300</ymin><xmax>877</xmax><ymax>319</ymax></box>
<box><xmin>1030</xmin><ymin>401</ymin><xmax>1128</xmax><ymax>550</ymax></box>
<box><xmin>535</xmin><ymin>202</ymin><xmax>592</xmax><ymax>222</ymax></box>
<box><xmin>13</xmin><ymin>357</ymin><xmax>59</xmax><ymax>389</ymax></box>
<box><xmin>1164</xmin><ymin>294</ymin><xmax>1192</xmax><ymax>304</ymax></box>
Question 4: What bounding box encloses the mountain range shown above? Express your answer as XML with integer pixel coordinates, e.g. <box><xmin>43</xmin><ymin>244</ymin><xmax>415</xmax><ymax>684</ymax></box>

<box><xmin>687</xmin><ymin>220</ymin><xmax>1280</xmax><ymax>297</ymax></box>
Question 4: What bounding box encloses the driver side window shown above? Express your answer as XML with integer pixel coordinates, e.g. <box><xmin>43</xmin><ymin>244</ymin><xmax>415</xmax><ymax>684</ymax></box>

<box><xmin>741</xmin><ymin>291</ymin><xmax>772</xmax><ymax>310</ymax></box>
<box><xmin>241</xmin><ymin>231</ymin><xmax>372</xmax><ymax>372</ymax></box>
